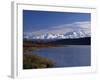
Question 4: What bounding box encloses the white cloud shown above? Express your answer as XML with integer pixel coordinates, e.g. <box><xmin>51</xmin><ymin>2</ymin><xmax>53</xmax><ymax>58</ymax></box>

<box><xmin>24</xmin><ymin>21</ymin><xmax>91</xmax><ymax>36</ymax></box>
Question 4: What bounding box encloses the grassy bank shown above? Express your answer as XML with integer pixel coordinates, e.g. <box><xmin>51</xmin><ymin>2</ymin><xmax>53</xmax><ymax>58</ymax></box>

<box><xmin>23</xmin><ymin>53</ymin><xmax>54</xmax><ymax>69</ymax></box>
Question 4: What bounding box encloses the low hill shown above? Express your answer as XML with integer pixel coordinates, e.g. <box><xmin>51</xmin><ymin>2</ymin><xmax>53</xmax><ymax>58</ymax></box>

<box><xmin>49</xmin><ymin>37</ymin><xmax>91</xmax><ymax>45</ymax></box>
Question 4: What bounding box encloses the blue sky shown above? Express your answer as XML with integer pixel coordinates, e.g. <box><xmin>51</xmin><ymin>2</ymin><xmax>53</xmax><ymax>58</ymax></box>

<box><xmin>23</xmin><ymin>10</ymin><xmax>91</xmax><ymax>35</ymax></box>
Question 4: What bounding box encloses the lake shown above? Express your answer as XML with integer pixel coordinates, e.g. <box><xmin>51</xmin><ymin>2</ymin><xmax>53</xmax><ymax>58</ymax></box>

<box><xmin>32</xmin><ymin>45</ymin><xmax>91</xmax><ymax>67</ymax></box>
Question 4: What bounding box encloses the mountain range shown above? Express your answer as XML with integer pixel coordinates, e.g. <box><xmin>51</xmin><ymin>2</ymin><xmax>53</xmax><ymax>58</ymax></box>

<box><xmin>24</xmin><ymin>30</ymin><xmax>90</xmax><ymax>40</ymax></box>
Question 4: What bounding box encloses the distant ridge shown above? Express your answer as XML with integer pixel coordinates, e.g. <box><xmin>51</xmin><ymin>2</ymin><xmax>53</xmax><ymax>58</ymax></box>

<box><xmin>48</xmin><ymin>37</ymin><xmax>91</xmax><ymax>45</ymax></box>
<box><xmin>24</xmin><ymin>37</ymin><xmax>91</xmax><ymax>45</ymax></box>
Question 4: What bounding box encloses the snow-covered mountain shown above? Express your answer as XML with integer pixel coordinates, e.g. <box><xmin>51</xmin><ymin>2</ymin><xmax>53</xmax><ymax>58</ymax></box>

<box><xmin>24</xmin><ymin>30</ymin><xmax>90</xmax><ymax>40</ymax></box>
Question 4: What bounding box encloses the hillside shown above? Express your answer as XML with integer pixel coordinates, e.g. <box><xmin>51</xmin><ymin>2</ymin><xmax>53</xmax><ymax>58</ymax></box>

<box><xmin>49</xmin><ymin>37</ymin><xmax>91</xmax><ymax>45</ymax></box>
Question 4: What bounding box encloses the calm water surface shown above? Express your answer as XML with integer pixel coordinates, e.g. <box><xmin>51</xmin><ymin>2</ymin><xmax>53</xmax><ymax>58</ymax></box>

<box><xmin>32</xmin><ymin>45</ymin><xmax>91</xmax><ymax>67</ymax></box>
